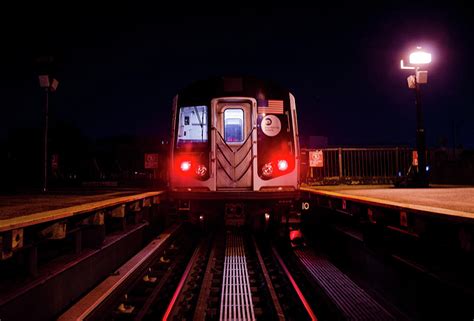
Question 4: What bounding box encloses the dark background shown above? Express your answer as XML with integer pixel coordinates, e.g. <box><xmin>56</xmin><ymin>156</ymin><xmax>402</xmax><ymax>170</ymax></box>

<box><xmin>0</xmin><ymin>2</ymin><xmax>473</xmax><ymax>188</ymax></box>
<box><xmin>1</xmin><ymin>3</ymin><xmax>473</xmax><ymax>146</ymax></box>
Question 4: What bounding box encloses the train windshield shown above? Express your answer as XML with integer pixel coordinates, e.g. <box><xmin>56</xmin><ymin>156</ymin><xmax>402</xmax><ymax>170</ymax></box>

<box><xmin>176</xmin><ymin>105</ymin><xmax>208</xmax><ymax>147</ymax></box>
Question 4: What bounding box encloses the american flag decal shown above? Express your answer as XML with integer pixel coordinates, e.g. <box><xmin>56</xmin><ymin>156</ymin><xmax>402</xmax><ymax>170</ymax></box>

<box><xmin>257</xmin><ymin>99</ymin><xmax>284</xmax><ymax>114</ymax></box>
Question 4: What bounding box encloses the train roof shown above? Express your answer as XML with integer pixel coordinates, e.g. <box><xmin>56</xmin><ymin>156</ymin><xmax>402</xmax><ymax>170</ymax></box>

<box><xmin>176</xmin><ymin>76</ymin><xmax>293</xmax><ymax>105</ymax></box>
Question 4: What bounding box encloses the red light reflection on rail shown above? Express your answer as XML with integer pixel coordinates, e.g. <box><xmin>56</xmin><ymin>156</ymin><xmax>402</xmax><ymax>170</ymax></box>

<box><xmin>272</xmin><ymin>247</ymin><xmax>318</xmax><ymax>321</ymax></box>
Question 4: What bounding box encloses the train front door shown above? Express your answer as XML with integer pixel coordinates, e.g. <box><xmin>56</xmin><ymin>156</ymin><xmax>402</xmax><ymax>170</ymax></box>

<box><xmin>213</xmin><ymin>99</ymin><xmax>254</xmax><ymax>190</ymax></box>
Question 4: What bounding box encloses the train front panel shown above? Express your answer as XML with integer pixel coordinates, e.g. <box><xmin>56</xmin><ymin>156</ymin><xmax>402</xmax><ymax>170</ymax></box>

<box><xmin>170</xmin><ymin>77</ymin><xmax>299</xmax><ymax>195</ymax></box>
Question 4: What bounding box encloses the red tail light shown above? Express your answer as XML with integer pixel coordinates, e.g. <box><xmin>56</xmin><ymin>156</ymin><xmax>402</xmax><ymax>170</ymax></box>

<box><xmin>180</xmin><ymin>161</ymin><xmax>191</xmax><ymax>172</ymax></box>
<box><xmin>277</xmin><ymin>159</ymin><xmax>288</xmax><ymax>171</ymax></box>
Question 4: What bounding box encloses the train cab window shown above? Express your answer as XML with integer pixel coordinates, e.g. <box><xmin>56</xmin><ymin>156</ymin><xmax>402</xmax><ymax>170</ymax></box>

<box><xmin>224</xmin><ymin>108</ymin><xmax>244</xmax><ymax>143</ymax></box>
<box><xmin>177</xmin><ymin>106</ymin><xmax>208</xmax><ymax>146</ymax></box>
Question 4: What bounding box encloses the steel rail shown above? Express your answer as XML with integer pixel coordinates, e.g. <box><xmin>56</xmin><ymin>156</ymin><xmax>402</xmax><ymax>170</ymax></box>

<box><xmin>162</xmin><ymin>242</ymin><xmax>203</xmax><ymax>321</ymax></box>
<box><xmin>272</xmin><ymin>247</ymin><xmax>318</xmax><ymax>321</ymax></box>
<box><xmin>252</xmin><ymin>237</ymin><xmax>285</xmax><ymax>321</ymax></box>
<box><xmin>193</xmin><ymin>237</ymin><xmax>218</xmax><ymax>321</ymax></box>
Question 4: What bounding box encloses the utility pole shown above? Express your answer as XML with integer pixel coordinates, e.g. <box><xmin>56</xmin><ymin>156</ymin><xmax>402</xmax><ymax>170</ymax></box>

<box><xmin>38</xmin><ymin>75</ymin><xmax>59</xmax><ymax>192</ymax></box>
<box><xmin>43</xmin><ymin>86</ymin><xmax>49</xmax><ymax>192</ymax></box>
<box><xmin>414</xmin><ymin>76</ymin><xmax>427</xmax><ymax>186</ymax></box>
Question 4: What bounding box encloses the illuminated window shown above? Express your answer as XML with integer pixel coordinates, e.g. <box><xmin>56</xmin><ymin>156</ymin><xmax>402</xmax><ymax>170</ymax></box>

<box><xmin>224</xmin><ymin>108</ymin><xmax>244</xmax><ymax>143</ymax></box>
<box><xmin>177</xmin><ymin>106</ymin><xmax>208</xmax><ymax>145</ymax></box>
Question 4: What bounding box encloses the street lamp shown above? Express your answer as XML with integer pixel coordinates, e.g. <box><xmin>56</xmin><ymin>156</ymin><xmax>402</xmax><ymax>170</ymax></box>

<box><xmin>400</xmin><ymin>46</ymin><xmax>431</xmax><ymax>187</ymax></box>
<box><xmin>38</xmin><ymin>75</ymin><xmax>59</xmax><ymax>192</ymax></box>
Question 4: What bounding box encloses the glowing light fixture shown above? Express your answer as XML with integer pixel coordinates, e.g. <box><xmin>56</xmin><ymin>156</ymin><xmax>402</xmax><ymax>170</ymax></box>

<box><xmin>409</xmin><ymin>50</ymin><xmax>432</xmax><ymax>65</ymax></box>
<box><xmin>289</xmin><ymin>229</ymin><xmax>303</xmax><ymax>241</ymax></box>
<box><xmin>401</xmin><ymin>46</ymin><xmax>432</xmax><ymax>69</ymax></box>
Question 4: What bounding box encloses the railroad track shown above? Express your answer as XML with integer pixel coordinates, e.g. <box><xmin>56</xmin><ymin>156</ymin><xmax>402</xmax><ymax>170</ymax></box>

<box><xmin>58</xmin><ymin>223</ymin><xmax>192</xmax><ymax>321</ymax></box>
<box><xmin>61</xmin><ymin>225</ymin><xmax>318</xmax><ymax>321</ymax></box>
<box><xmin>60</xmin><ymin>221</ymin><xmax>404</xmax><ymax>321</ymax></box>
<box><xmin>165</xmin><ymin>229</ymin><xmax>317</xmax><ymax>321</ymax></box>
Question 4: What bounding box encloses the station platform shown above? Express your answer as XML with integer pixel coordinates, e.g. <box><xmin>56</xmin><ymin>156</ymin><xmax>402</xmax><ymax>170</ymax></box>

<box><xmin>301</xmin><ymin>184</ymin><xmax>474</xmax><ymax>221</ymax></box>
<box><xmin>0</xmin><ymin>189</ymin><xmax>167</xmax><ymax>321</ymax></box>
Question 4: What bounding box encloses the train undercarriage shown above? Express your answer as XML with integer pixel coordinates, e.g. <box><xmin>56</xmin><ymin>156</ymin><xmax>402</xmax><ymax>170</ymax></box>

<box><xmin>168</xmin><ymin>191</ymin><xmax>303</xmax><ymax>231</ymax></box>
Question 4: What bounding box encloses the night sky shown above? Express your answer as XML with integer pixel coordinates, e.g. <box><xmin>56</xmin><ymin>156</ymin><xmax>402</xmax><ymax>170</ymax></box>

<box><xmin>1</xmin><ymin>3</ymin><xmax>473</xmax><ymax>148</ymax></box>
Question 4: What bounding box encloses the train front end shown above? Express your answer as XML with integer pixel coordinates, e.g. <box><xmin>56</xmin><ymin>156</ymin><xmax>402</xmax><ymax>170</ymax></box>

<box><xmin>169</xmin><ymin>76</ymin><xmax>300</xmax><ymax>227</ymax></box>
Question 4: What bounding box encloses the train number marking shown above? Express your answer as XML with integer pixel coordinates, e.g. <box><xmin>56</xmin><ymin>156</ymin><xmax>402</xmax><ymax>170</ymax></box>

<box><xmin>302</xmin><ymin>202</ymin><xmax>310</xmax><ymax>210</ymax></box>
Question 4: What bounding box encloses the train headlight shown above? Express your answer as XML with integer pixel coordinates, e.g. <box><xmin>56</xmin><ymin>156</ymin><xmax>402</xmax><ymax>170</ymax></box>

<box><xmin>262</xmin><ymin>162</ymin><xmax>273</xmax><ymax>177</ymax></box>
<box><xmin>277</xmin><ymin>159</ymin><xmax>288</xmax><ymax>171</ymax></box>
<box><xmin>180</xmin><ymin>161</ymin><xmax>192</xmax><ymax>172</ymax></box>
<box><xmin>195</xmin><ymin>164</ymin><xmax>208</xmax><ymax>177</ymax></box>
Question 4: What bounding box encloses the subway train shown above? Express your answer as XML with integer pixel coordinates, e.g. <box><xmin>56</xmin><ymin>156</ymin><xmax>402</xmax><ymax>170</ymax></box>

<box><xmin>169</xmin><ymin>76</ymin><xmax>301</xmax><ymax>227</ymax></box>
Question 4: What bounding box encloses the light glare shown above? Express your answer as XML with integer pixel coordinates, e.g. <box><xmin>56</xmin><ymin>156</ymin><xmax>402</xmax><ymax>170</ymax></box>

<box><xmin>180</xmin><ymin>161</ymin><xmax>191</xmax><ymax>172</ymax></box>
<box><xmin>277</xmin><ymin>160</ymin><xmax>289</xmax><ymax>171</ymax></box>
<box><xmin>409</xmin><ymin>51</ymin><xmax>432</xmax><ymax>65</ymax></box>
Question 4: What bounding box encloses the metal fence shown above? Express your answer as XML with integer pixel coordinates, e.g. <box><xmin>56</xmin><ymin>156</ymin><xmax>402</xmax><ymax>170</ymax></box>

<box><xmin>301</xmin><ymin>147</ymin><xmax>419</xmax><ymax>185</ymax></box>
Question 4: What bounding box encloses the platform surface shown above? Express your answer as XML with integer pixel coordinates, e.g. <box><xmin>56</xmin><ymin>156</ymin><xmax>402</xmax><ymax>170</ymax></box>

<box><xmin>0</xmin><ymin>189</ymin><xmax>164</xmax><ymax>232</ymax></box>
<box><xmin>302</xmin><ymin>185</ymin><xmax>474</xmax><ymax>219</ymax></box>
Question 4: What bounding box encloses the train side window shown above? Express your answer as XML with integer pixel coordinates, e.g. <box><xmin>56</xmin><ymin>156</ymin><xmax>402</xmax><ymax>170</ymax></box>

<box><xmin>177</xmin><ymin>105</ymin><xmax>208</xmax><ymax>146</ymax></box>
<box><xmin>224</xmin><ymin>108</ymin><xmax>244</xmax><ymax>143</ymax></box>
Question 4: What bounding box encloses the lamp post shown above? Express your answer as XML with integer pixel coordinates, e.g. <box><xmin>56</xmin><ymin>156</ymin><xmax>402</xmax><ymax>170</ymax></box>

<box><xmin>400</xmin><ymin>47</ymin><xmax>432</xmax><ymax>187</ymax></box>
<box><xmin>38</xmin><ymin>75</ymin><xmax>59</xmax><ymax>192</ymax></box>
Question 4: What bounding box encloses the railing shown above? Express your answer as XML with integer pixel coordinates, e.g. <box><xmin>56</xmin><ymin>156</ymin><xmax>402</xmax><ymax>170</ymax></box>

<box><xmin>301</xmin><ymin>147</ymin><xmax>419</xmax><ymax>185</ymax></box>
